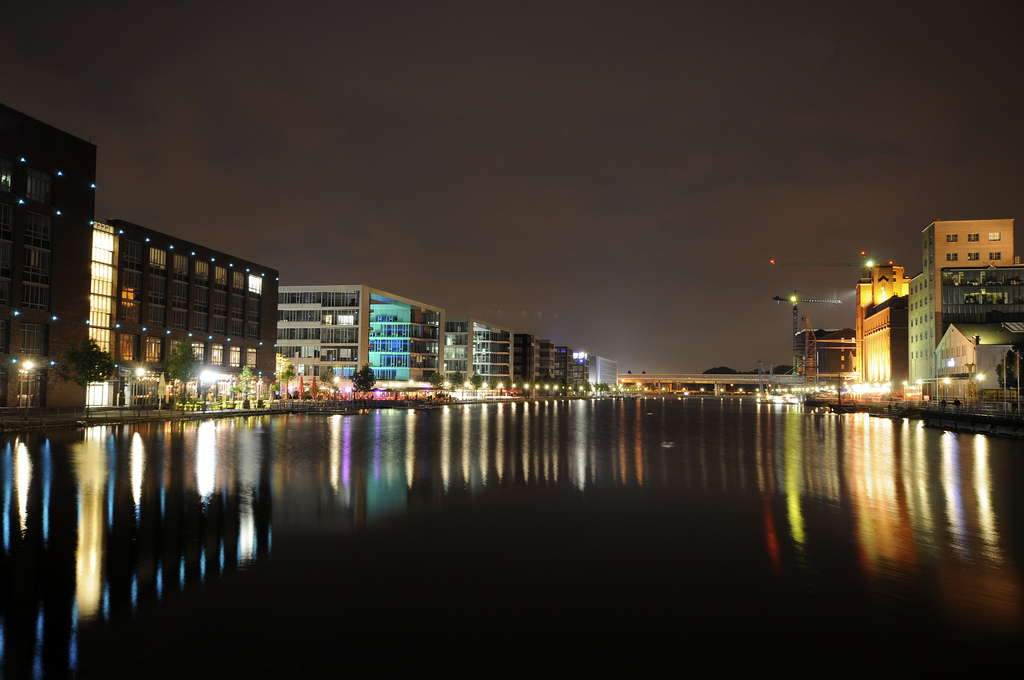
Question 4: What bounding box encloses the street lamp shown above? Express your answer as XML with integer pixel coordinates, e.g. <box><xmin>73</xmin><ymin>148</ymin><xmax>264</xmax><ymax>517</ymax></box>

<box><xmin>20</xmin><ymin>360</ymin><xmax>34</xmax><ymax>413</ymax></box>
<box><xmin>134</xmin><ymin>367</ymin><xmax>145</xmax><ymax>408</ymax></box>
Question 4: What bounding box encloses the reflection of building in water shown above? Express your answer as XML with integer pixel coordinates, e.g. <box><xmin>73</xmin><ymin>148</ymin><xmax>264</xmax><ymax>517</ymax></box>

<box><xmin>0</xmin><ymin>424</ymin><xmax>273</xmax><ymax>677</ymax></box>
<box><xmin>762</xmin><ymin>413</ymin><xmax>1022</xmax><ymax>636</ymax></box>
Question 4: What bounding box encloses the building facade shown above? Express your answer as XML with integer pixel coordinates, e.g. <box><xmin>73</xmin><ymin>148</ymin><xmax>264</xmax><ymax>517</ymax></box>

<box><xmin>910</xmin><ymin>219</ymin><xmax>1016</xmax><ymax>385</ymax></box>
<box><xmin>513</xmin><ymin>333</ymin><xmax>538</xmax><ymax>382</ymax></box>
<box><xmin>934</xmin><ymin>322</ymin><xmax>1024</xmax><ymax>401</ymax></box>
<box><xmin>97</xmin><ymin>220</ymin><xmax>278</xmax><ymax>406</ymax></box>
<box><xmin>278</xmin><ymin>285</ymin><xmax>443</xmax><ymax>389</ymax></box>
<box><xmin>444</xmin><ymin>318</ymin><xmax>512</xmax><ymax>381</ymax></box>
<box><xmin>856</xmin><ymin>264</ymin><xmax>910</xmax><ymax>385</ymax></box>
<box><xmin>537</xmin><ymin>338</ymin><xmax>554</xmax><ymax>378</ymax></box>
<box><xmin>569</xmin><ymin>350</ymin><xmax>588</xmax><ymax>385</ymax></box>
<box><xmin>1</xmin><ymin>102</ymin><xmax>97</xmax><ymax>407</ymax></box>
<box><xmin>554</xmin><ymin>346</ymin><xmax>572</xmax><ymax>383</ymax></box>
<box><xmin>587</xmin><ymin>354</ymin><xmax>618</xmax><ymax>386</ymax></box>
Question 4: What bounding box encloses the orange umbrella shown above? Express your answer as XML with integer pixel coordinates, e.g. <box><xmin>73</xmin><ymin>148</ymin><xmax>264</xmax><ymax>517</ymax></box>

<box><xmin>312</xmin><ymin>376</ymin><xmax>317</xmax><ymax>395</ymax></box>
<box><xmin>299</xmin><ymin>376</ymin><xmax>304</xmax><ymax>399</ymax></box>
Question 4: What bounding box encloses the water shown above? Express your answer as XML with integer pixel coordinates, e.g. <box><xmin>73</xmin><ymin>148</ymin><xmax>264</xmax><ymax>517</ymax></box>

<box><xmin>1</xmin><ymin>398</ymin><xmax>1022</xmax><ymax>677</ymax></box>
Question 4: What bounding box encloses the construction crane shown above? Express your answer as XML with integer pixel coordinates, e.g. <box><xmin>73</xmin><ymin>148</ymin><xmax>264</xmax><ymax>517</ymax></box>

<box><xmin>769</xmin><ymin>252</ymin><xmax>877</xmax><ymax>268</ymax></box>
<box><xmin>772</xmin><ymin>291</ymin><xmax>842</xmax><ymax>376</ymax></box>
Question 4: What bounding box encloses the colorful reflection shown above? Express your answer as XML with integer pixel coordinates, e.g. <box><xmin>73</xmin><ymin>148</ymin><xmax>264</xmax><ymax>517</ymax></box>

<box><xmin>0</xmin><ymin>420</ymin><xmax>273</xmax><ymax>677</ymax></box>
<box><xmin>0</xmin><ymin>400</ymin><xmax>1022</xmax><ymax>676</ymax></box>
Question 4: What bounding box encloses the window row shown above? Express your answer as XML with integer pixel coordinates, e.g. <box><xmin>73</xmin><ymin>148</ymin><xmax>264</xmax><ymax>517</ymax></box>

<box><xmin>278</xmin><ymin>291</ymin><xmax>360</xmax><ymax>306</ymax></box>
<box><xmin>118</xmin><ymin>336</ymin><xmax>258</xmax><ymax>368</ymax></box>
<box><xmin>946</xmin><ymin>252</ymin><xmax>1003</xmax><ymax>261</ymax></box>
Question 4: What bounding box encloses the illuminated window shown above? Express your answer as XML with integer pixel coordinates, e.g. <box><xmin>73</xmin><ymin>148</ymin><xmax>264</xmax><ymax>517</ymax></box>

<box><xmin>120</xmin><ymin>334</ymin><xmax>137</xmax><ymax>361</ymax></box>
<box><xmin>149</xmin><ymin>248</ymin><xmax>166</xmax><ymax>274</ymax></box>
<box><xmin>174</xmin><ymin>253</ymin><xmax>189</xmax><ymax>278</ymax></box>
<box><xmin>192</xmin><ymin>342</ymin><xmax>205</xmax><ymax>362</ymax></box>
<box><xmin>145</xmin><ymin>336</ymin><xmax>163</xmax><ymax>362</ymax></box>
<box><xmin>211</xmin><ymin>344</ymin><xmax>224</xmax><ymax>365</ymax></box>
<box><xmin>989</xmin><ymin>232</ymin><xmax>1001</xmax><ymax>241</ymax></box>
<box><xmin>229</xmin><ymin>345</ymin><xmax>240</xmax><ymax>367</ymax></box>
<box><xmin>0</xmin><ymin>158</ymin><xmax>11</xmax><ymax>192</ymax></box>
<box><xmin>246</xmin><ymin>348</ymin><xmax>257</xmax><ymax>367</ymax></box>
<box><xmin>248</xmin><ymin>275</ymin><xmax>262</xmax><ymax>296</ymax></box>
<box><xmin>89</xmin><ymin>327</ymin><xmax>111</xmax><ymax>354</ymax></box>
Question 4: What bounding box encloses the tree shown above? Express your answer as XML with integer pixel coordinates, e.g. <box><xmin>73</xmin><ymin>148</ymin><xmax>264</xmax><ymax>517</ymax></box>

<box><xmin>58</xmin><ymin>339</ymin><xmax>115</xmax><ymax>388</ymax></box>
<box><xmin>353</xmin><ymin>364</ymin><xmax>376</xmax><ymax>393</ymax></box>
<box><xmin>487</xmin><ymin>376</ymin><xmax>499</xmax><ymax>391</ymax></box>
<box><xmin>429</xmin><ymin>371</ymin><xmax>446</xmax><ymax>390</ymax></box>
<box><xmin>164</xmin><ymin>340</ymin><xmax>201</xmax><ymax>403</ymax></box>
<box><xmin>447</xmin><ymin>371</ymin><xmax>465</xmax><ymax>389</ymax></box>
<box><xmin>239</xmin><ymin>366</ymin><xmax>254</xmax><ymax>398</ymax></box>
<box><xmin>279</xmin><ymin>363</ymin><xmax>296</xmax><ymax>398</ymax></box>
<box><xmin>320</xmin><ymin>366</ymin><xmax>336</xmax><ymax>398</ymax></box>
<box><xmin>470</xmin><ymin>373</ymin><xmax>484</xmax><ymax>390</ymax></box>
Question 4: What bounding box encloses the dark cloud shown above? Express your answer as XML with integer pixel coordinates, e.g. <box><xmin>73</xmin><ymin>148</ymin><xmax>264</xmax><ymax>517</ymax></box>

<box><xmin>3</xmin><ymin>0</ymin><xmax>1023</xmax><ymax>371</ymax></box>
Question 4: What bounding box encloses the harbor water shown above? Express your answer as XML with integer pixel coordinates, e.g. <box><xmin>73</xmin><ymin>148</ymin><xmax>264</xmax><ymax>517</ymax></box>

<box><xmin>1</xmin><ymin>398</ymin><xmax>1022</xmax><ymax>677</ymax></box>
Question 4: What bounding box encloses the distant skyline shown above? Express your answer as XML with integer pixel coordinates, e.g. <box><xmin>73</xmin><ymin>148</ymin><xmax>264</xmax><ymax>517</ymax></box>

<box><xmin>3</xmin><ymin>0</ymin><xmax>1023</xmax><ymax>372</ymax></box>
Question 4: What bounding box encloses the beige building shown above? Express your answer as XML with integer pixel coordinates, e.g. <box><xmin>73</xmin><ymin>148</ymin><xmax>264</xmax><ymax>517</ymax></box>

<box><xmin>909</xmin><ymin>219</ymin><xmax>1016</xmax><ymax>387</ymax></box>
<box><xmin>856</xmin><ymin>264</ymin><xmax>910</xmax><ymax>385</ymax></box>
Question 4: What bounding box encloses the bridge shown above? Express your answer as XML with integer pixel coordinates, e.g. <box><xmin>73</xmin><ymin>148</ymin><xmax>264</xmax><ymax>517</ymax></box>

<box><xmin>617</xmin><ymin>373</ymin><xmax>803</xmax><ymax>395</ymax></box>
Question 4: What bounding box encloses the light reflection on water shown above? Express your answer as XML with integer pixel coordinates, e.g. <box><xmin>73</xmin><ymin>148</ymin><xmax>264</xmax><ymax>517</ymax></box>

<box><xmin>0</xmin><ymin>399</ymin><xmax>1022</xmax><ymax>675</ymax></box>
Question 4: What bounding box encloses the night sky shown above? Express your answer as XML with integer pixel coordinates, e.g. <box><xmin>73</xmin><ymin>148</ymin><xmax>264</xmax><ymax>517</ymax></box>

<box><xmin>3</xmin><ymin>1</ymin><xmax>1023</xmax><ymax>373</ymax></box>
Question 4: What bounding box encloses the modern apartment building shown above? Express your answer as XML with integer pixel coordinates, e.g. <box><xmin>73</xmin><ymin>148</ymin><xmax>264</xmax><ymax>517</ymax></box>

<box><xmin>513</xmin><ymin>333</ymin><xmax>538</xmax><ymax>381</ymax></box>
<box><xmin>443</xmin><ymin>318</ymin><xmax>512</xmax><ymax>380</ymax></box>
<box><xmin>569</xmin><ymin>350</ymin><xmax>588</xmax><ymax>384</ymax></box>
<box><xmin>587</xmin><ymin>354</ymin><xmax>618</xmax><ymax>386</ymax></box>
<box><xmin>537</xmin><ymin>338</ymin><xmax>554</xmax><ymax>378</ymax></box>
<box><xmin>554</xmin><ymin>346</ymin><xmax>571</xmax><ymax>383</ymax></box>
<box><xmin>1</xmin><ymin>102</ymin><xmax>96</xmax><ymax>407</ymax></box>
<box><xmin>278</xmin><ymin>285</ymin><xmax>443</xmax><ymax>387</ymax></box>
<box><xmin>909</xmin><ymin>219</ymin><xmax>1016</xmax><ymax>386</ymax></box>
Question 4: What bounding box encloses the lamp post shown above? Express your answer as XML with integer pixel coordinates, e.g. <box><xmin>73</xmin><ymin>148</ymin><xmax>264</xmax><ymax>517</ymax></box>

<box><xmin>134</xmin><ymin>367</ymin><xmax>145</xmax><ymax>410</ymax></box>
<box><xmin>20</xmin><ymin>360</ymin><xmax>34</xmax><ymax>415</ymax></box>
